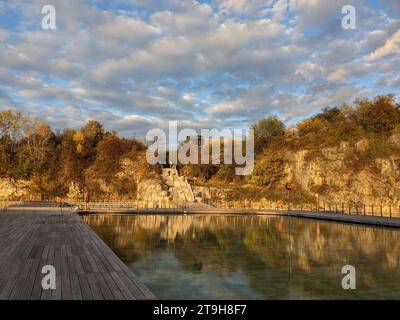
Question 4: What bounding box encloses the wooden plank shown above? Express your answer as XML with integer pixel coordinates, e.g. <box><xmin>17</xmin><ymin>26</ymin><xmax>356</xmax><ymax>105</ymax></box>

<box><xmin>0</xmin><ymin>208</ymin><xmax>154</xmax><ymax>300</ymax></box>
<box><xmin>51</xmin><ymin>275</ymin><xmax>62</xmax><ymax>300</ymax></box>
<box><xmin>70</xmin><ymin>272</ymin><xmax>83</xmax><ymax>300</ymax></box>
<box><xmin>86</xmin><ymin>273</ymin><xmax>103</xmax><ymax>300</ymax></box>
<box><xmin>19</xmin><ymin>258</ymin><xmax>41</xmax><ymax>300</ymax></box>
<box><xmin>110</xmin><ymin>271</ymin><xmax>135</xmax><ymax>300</ymax></box>
<box><xmin>93</xmin><ymin>272</ymin><xmax>114</xmax><ymax>300</ymax></box>
<box><xmin>60</xmin><ymin>268</ymin><xmax>72</xmax><ymax>300</ymax></box>
<box><xmin>77</xmin><ymin>273</ymin><xmax>93</xmax><ymax>300</ymax></box>
<box><xmin>101</xmin><ymin>272</ymin><xmax>125</xmax><ymax>300</ymax></box>
<box><xmin>41</xmin><ymin>245</ymin><xmax>55</xmax><ymax>300</ymax></box>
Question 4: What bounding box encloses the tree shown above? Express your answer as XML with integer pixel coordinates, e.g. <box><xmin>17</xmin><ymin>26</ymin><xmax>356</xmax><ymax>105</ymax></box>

<box><xmin>82</xmin><ymin>120</ymin><xmax>104</xmax><ymax>148</ymax></box>
<box><xmin>25</xmin><ymin>121</ymin><xmax>56</xmax><ymax>167</ymax></box>
<box><xmin>252</xmin><ymin>116</ymin><xmax>285</xmax><ymax>153</ymax></box>
<box><xmin>0</xmin><ymin>110</ymin><xmax>26</xmax><ymax>176</ymax></box>
<box><xmin>59</xmin><ymin>129</ymin><xmax>84</xmax><ymax>185</ymax></box>
<box><xmin>88</xmin><ymin>133</ymin><xmax>132</xmax><ymax>183</ymax></box>
<box><xmin>0</xmin><ymin>110</ymin><xmax>25</xmax><ymax>142</ymax></box>
<box><xmin>353</xmin><ymin>95</ymin><xmax>400</xmax><ymax>134</ymax></box>
<box><xmin>316</xmin><ymin>107</ymin><xmax>344</xmax><ymax>123</ymax></box>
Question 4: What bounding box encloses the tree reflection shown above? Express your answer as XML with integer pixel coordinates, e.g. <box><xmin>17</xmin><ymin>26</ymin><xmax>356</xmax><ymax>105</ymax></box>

<box><xmin>84</xmin><ymin>214</ymin><xmax>400</xmax><ymax>299</ymax></box>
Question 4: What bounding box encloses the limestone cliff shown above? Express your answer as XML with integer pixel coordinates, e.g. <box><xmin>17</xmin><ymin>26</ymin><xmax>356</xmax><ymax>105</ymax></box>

<box><xmin>2</xmin><ymin>136</ymin><xmax>399</xmax><ymax>207</ymax></box>
<box><xmin>284</xmin><ymin>138</ymin><xmax>400</xmax><ymax>207</ymax></box>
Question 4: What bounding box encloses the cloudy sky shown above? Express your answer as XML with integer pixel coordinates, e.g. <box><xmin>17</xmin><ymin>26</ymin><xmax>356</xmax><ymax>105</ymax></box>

<box><xmin>0</xmin><ymin>0</ymin><xmax>399</xmax><ymax>137</ymax></box>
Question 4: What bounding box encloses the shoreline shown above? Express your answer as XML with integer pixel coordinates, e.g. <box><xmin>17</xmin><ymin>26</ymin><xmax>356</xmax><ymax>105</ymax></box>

<box><xmin>75</xmin><ymin>208</ymin><xmax>400</xmax><ymax>229</ymax></box>
<box><xmin>4</xmin><ymin>202</ymin><xmax>400</xmax><ymax>229</ymax></box>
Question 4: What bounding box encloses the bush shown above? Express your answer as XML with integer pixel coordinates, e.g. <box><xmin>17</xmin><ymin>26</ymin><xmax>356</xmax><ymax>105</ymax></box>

<box><xmin>251</xmin><ymin>152</ymin><xmax>285</xmax><ymax>187</ymax></box>
<box><xmin>353</xmin><ymin>95</ymin><xmax>400</xmax><ymax>135</ymax></box>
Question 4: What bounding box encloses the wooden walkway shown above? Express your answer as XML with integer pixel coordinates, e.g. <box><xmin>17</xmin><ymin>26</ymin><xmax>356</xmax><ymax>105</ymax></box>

<box><xmin>186</xmin><ymin>209</ymin><xmax>400</xmax><ymax>228</ymax></box>
<box><xmin>0</xmin><ymin>207</ymin><xmax>155</xmax><ymax>300</ymax></box>
<box><xmin>281</xmin><ymin>210</ymin><xmax>400</xmax><ymax>228</ymax></box>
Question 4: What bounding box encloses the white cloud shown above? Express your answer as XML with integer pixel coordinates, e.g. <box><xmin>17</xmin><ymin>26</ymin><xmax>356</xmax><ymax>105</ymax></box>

<box><xmin>0</xmin><ymin>0</ymin><xmax>398</xmax><ymax>135</ymax></box>
<box><xmin>94</xmin><ymin>13</ymin><xmax>161</xmax><ymax>42</ymax></box>
<box><xmin>295</xmin><ymin>61</ymin><xmax>323</xmax><ymax>82</ymax></box>
<box><xmin>271</xmin><ymin>0</ymin><xmax>289</xmax><ymax>22</ymax></box>
<box><xmin>365</xmin><ymin>29</ymin><xmax>400</xmax><ymax>61</ymax></box>
<box><xmin>151</xmin><ymin>2</ymin><xmax>216</xmax><ymax>35</ymax></box>
<box><xmin>218</xmin><ymin>0</ymin><xmax>247</xmax><ymax>13</ymax></box>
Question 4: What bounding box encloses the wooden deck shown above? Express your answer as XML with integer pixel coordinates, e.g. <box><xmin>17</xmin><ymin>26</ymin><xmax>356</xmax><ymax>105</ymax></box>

<box><xmin>0</xmin><ymin>206</ymin><xmax>155</xmax><ymax>300</ymax></box>
<box><xmin>185</xmin><ymin>208</ymin><xmax>400</xmax><ymax>228</ymax></box>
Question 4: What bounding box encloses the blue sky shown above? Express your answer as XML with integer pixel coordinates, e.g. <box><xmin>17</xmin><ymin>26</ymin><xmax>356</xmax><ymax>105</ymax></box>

<box><xmin>0</xmin><ymin>0</ymin><xmax>399</xmax><ymax>137</ymax></box>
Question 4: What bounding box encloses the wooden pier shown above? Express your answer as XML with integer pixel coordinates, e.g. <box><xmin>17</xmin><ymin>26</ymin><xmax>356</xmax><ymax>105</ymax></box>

<box><xmin>0</xmin><ymin>204</ymin><xmax>155</xmax><ymax>300</ymax></box>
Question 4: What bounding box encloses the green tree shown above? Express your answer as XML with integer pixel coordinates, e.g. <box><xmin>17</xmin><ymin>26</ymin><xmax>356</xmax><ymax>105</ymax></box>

<box><xmin>252</xmin><ymin>116</ymin><xmax>285</xmax><ymax>153</ymax></box>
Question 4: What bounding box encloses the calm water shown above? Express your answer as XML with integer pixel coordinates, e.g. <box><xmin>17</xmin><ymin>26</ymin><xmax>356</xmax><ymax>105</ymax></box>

<box><xmin>83</xmin><ymin>214</ymin><xmax>400</xmax><ymax>299</ymax></box>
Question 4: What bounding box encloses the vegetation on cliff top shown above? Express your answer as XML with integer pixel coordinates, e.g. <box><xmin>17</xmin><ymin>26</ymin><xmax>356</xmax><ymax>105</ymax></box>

<box><xmin>183</xmin><ymin>94</ymin><xmax>400</xmax><ymax>202</ymax></box>
<box><xmin>0</xmin><ymin>94</ymin><xmax>399</xmax><ymax>201</ymax></box>
<box><xmin>0</xmin><ymin>113</ymin><xmax>150</xmax><ymax>199</ymax></box>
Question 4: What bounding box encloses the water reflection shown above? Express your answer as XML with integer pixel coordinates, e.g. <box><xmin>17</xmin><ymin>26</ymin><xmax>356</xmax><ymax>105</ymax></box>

<box><xmin>84</xmin><ymin>214</ymin><xmax>400</xmax><ymax>299</ymax></box>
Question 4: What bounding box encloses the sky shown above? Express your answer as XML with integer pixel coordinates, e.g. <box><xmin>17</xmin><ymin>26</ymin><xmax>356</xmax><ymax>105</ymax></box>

<box><xmin>0</xmin><ymin>0</ymin><xmax>399</xmax><ymax>137</ymax></box>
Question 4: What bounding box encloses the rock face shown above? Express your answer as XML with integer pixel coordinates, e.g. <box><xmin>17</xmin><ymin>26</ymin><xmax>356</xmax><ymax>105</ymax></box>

<box><xmin>285</xmin><ymin>142</ymin><xmax>400</xmax><ymax>206</ymax></box>
<box><xmin>137</xmin><ymin>177</ymin><xmax>170</xmax><ymax>202</ymax></box>
<box><xmin>137</xmin><ymin>166</ymin><xmax>195</xmax><ymax>204</ymax></box>
<box><xmin>162</xmin><ymin>167</ymin><xmax>194</xmax><ymax>202</ymax></box>
<box><xmin>2</xmin><ymin>138</ymin><xmax>399</xmax><ymax>207</ymax></box>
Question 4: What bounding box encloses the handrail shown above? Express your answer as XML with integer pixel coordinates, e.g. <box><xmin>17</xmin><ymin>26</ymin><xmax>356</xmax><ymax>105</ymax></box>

<box><xmin>202</xmin><ymin>199</ymin><xmax>400</xmax><ymax>218</ymax></box>
<box><xmin>65</xmin><ymin>200</ymin><xmax>186</xmax><ymax>211</ymax></box>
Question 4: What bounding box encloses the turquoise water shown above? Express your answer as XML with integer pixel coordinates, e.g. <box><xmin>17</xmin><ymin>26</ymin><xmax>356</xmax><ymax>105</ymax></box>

<box><xmin>84</xmin><ymin>214</ymin><xmax>400</xmax><ymax>299</ymax></box>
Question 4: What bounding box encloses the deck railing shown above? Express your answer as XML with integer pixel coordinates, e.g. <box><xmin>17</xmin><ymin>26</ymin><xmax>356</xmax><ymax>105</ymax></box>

<box><xmin>66</xmin><ymin>200</ymin><xmax>188</xmax><ymax>211</ymax></box>
<box><xmin>203</xmin><ymin>199</ymin><xmax>400</xmax><ymax>218</ymax></box>
<box><xmin>2</xmin><ymin>198</ymin><xmax>399</xmax><ymax>218</ymax></box>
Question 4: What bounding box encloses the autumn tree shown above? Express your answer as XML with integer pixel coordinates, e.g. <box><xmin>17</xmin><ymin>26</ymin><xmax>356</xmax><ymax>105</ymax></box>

<box><xmin>88</xmin><ymin>133</ymin><xmax>132</xmax><ymax>183</ymax></box>
<box><xmin>82</xmin><ymin>120</ymin><xmax>105</xmax><ymax>148</ymax></box>
<box><xmin>0</xmin><ymin>110</ymin><xmax>25</xmax><ymax>141</ymax></box>
<box><xmin>58</xmin><ymin>129</ymin><xmax>84</xmax><ymax>185</ymax></box>
<box><xmin>353</xmin><ymin>95</ymin><xmax>400</xmax><ymax>135</ymax></box>
<box><xmin>252</xmin><ymin>116</ymin><xmax>285</xmax><ymax>153</ymax></box>
<box><xmin>0</xmin><ymin>110</ymin><xmax>26</xmax><ymax>176</ymax></box>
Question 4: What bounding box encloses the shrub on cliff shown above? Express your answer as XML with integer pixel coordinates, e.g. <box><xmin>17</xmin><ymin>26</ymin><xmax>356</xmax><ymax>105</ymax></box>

<box><xmin>352</xmin><ymin>95</ymin><xmax>400</xmax><ymax>135</ymax></box>
<box><xmin>252</xmin><ymin>116</ymin><xmax>285</xmax><ymax>153</ymax></box>
<box><xmin>251</xmin><ymin>152</ymin><xmax>285</xmax><ymax>187</ymax></box>
<box><xmin>293</xmin><ymin>95</ymin><xmax>400</xmax><ymax>149</ymax></box>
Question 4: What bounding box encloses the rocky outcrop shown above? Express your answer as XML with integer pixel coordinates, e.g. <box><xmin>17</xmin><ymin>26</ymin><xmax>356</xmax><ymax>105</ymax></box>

<box><xmin>3</xmin><ymin>135</ymin><xmax>399</xmax><ymax>207</ymax></box>
<box><xmin>137</xmin><ymin>177</ymin><xmax>170</xmax><ymax>202</ymax></box>
<box><xmin>162</xmin><ymin>167</ymin><xmax>194</xmax><ymax>202</ymax></box>
<box><xmin>137</xmin><ymin>166</ymin><xmax>196</xmax><ymax>204</ymax></box>
<box><xmin>285</xmin><ymin>140</ymin><xmax>400</xmax><ymax>206</ymax></box>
